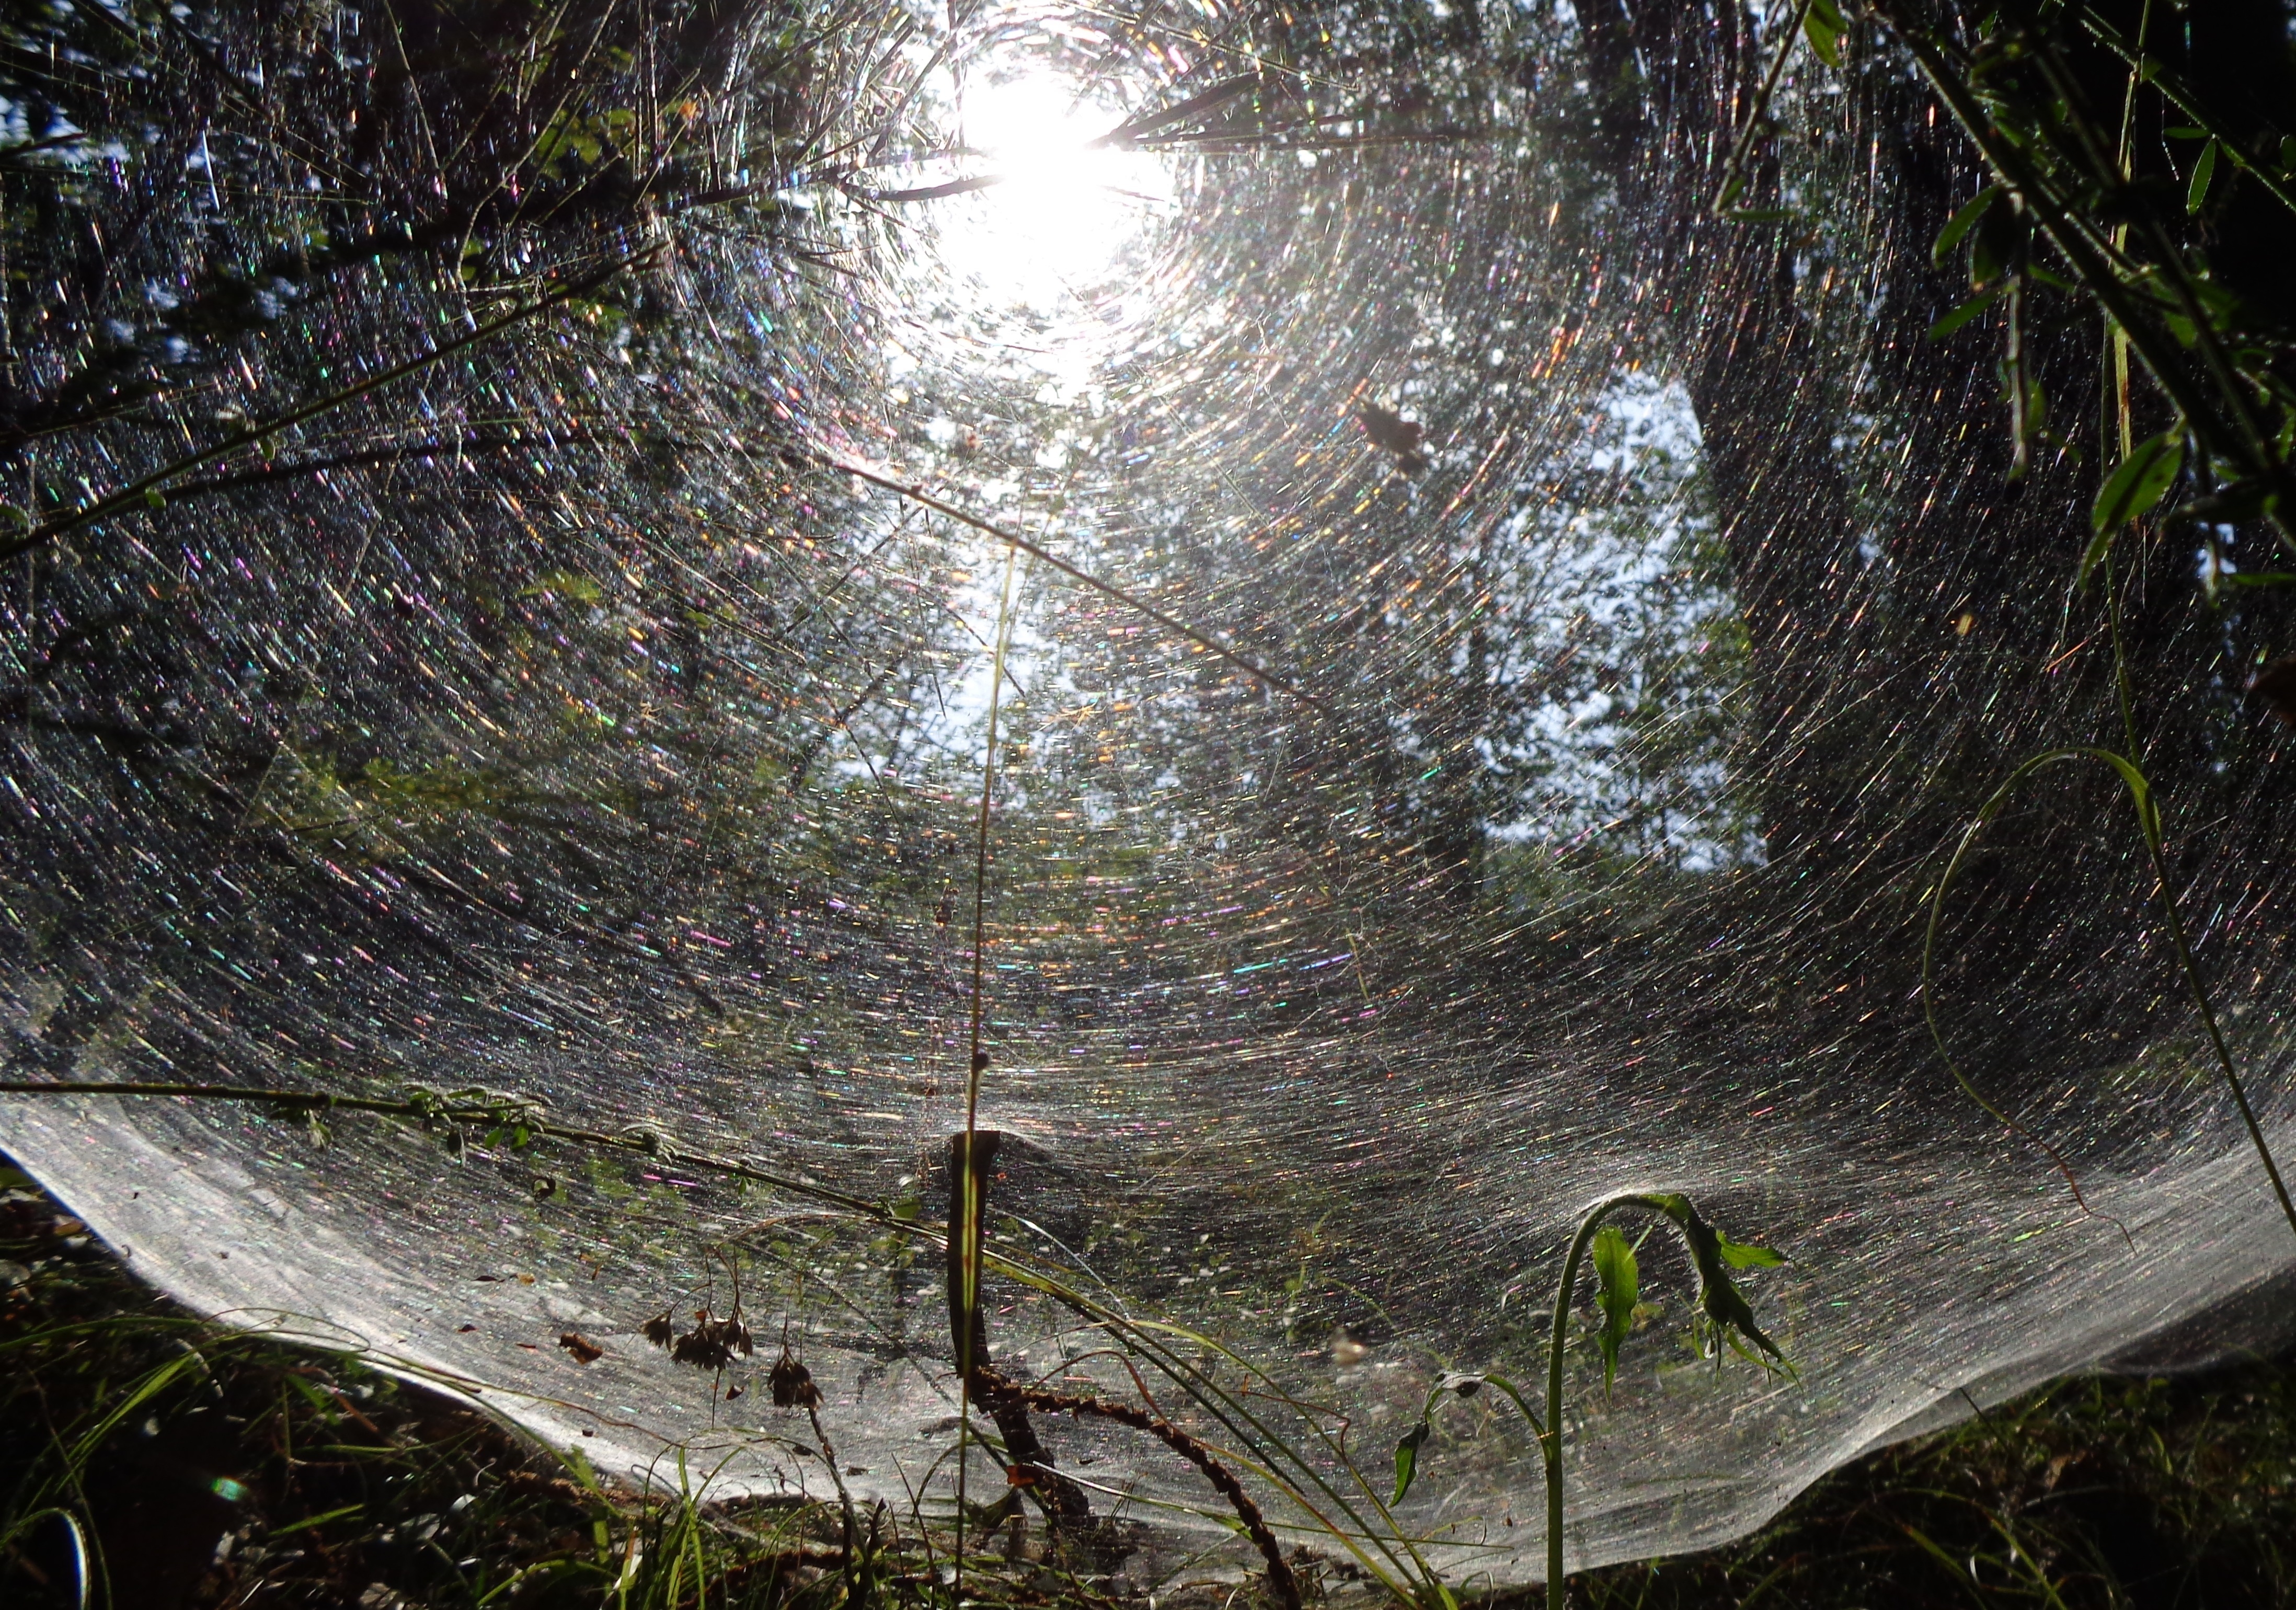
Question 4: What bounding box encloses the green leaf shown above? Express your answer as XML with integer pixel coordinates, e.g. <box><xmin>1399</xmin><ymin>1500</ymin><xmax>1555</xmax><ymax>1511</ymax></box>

<box><xmin>1592</xmin><ymin>1225</ymin><xmax>1638</xmax><ymax>1400</ymax></box>
<box><xmin>2188</xmin><ymin>138</ymin><xmax>2221</xmax><ymax>215</ymax></box>
<box><xmin>2092</xmin><ymin>431</ymin><xmax>2185</xmax><ymax>534</ymax></box>
<box><xmin>1968</xmin><ymin>204</ymin><xmax>2030</xmax><ymax>289</ymax></box>
<box><xmin>1717</xmin><ymin>1233</ymin><xmax>1786</xmax><ymax>1269</ymax></box>
<box><xmin>1932</xmin><ymin>186</ymin><xmax>2001</xmax><ymax>267</ymax></box>
<box><xmin>1393</xmin><ymin>1420</ymin><xmax>1429</xmax><ymax>1504</ymax></box>
<box><xmin>1650</xmin><ymin>1195</ymin><xmax>1787</xmax><ymax>1365</ymax></box>
<box><xmin>1804</xmin><ymin>0</ymin><xmax>1845</xmax><ymax>68</ymax></box>
<box><xmin>1928</xmin><ymin>281</ymin><xmax>2005</xmax><ymax>341</ymax></box>
<box><xmin>2082</xmin><ymin>429</ymin><xmax>2183</xmax><ymax>587</ymax></box>
<box><xmin>520</xmin><ymin>569</ymin><xmax>606</xmax><ymax>604</ymax></box>
<box><xmin>2167</xmin><ymin>480</ymin><xmax>2278</xmax><ymax>531</ymax></box>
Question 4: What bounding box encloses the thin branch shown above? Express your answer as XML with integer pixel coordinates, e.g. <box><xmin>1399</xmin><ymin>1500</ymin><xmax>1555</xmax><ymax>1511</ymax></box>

<box><xmin>0</xmin><ymin>249</ymin><xmax>657</xmax><ymax>567</ymax></box>
<box><xmin>806</xmin><ymin>448</ymin><xmax>1330</xmax><ymax>717</ymax></box>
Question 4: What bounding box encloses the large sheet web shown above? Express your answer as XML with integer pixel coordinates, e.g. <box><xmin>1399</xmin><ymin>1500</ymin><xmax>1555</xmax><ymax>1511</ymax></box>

<box><xmin>4</xmin><ymin>0</ymin><xmax>2294</xmax><ymax>1584</ymax></box>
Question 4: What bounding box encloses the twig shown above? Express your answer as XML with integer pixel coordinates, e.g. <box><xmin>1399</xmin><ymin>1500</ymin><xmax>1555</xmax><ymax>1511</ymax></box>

<box><xmin>806</xmin><ymin>448</ymin><xmax>1330</xmax><ymax>717</ymax></box>
<box><xmin>972</xmin><ymin>1367</ymin><xmax>1303</xmax><ymax>1610</ymax></box>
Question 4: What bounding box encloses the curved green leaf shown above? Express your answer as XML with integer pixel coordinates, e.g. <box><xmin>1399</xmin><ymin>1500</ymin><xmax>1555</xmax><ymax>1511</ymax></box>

<box><xmin>2083</xmin><ymin>428</ymin><xmax>2184</xmax><ymax>586</ymax></box>
<box><xmin>1804</xmin><ymin>0</ymin><xmax>1846</xmax><ymax>67</ymax></box>
<box><xmin>1932</xmin><ymin>185</ymin><xmax>2002</xmax><ymax>266</ymax></box>
<box><xmin>2188</xmin><ymin>137</ymin><xmax>2220</xmax><ymax>214</ymax></box>
<box><xmin>1392</xmin><ymin>1420</ymin><xmax>1429</xmax><ymax>1504</ymax></box>
<box><xmin>1591</xmin><ymin>1225</ymin><xmax>1638</xmax><ymax>1400</ymax></box>
<box><xmin>1654</xmin><ymin>1197</ymin><xmax>1787</xmax><ymax>1364</ymax></box>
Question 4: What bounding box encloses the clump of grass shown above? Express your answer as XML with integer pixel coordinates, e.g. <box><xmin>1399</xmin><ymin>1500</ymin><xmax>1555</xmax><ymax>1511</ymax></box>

<box><xmin>9</xmin><ymin>1151</ymin><xmax>2295</xmax><ymax>1609</ymax></box>
<box><xmin>0</xmin><ymin>1154</ymin><xmax>1306</xmax><ymax>1610</ymax></box>
<box><xmin>1574</xmin><ymin>1361</ymin><xmax>2296</xmax><ymax>1609</ymax></box>
<box><xmin>0</xmin><ymin>1159</ymin><xmax>873</xmax><ymax>1609</ymax></box>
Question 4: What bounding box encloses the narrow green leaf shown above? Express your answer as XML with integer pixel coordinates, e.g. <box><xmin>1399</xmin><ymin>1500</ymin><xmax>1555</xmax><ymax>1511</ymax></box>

<box><xmin>2169</xmin><ymin>478</ymin><xmax>2275</xmax><ymax>528</ymax></box>
<box><xmin>263</xmin><ymin>1503</ymin><xmax>366</xmax><ymax>1540</ymax></box>
<box><xmin>1927</xmin><ymin>281</ymin><xmax>2005</xmax><ymax>341</ymax></box>
<box><xmin>1804</xmin><ymin>0</ymin><xmax>1845</xmax><ymax>68</ymax></box>
<box><xmin>2188</xmin><ymin>138</ymin><xmax>2221</xmax><ymax>215</ymax></box>
<box><xmin>1932</xmin><ymin>186</ymin><xmax>2001</xmax><ymax>267</ymax></box>
<box><xmin>2163</xmin><ymin>125</ymin><xmax>2207</xmax><ymax>141</ymax></box>
<box><xmin>1592</xmin><ymin>1225</ymin><xmax>1638</xmax><ymax>1401</ymax></box>
<box><xmin>1393</xmin><ymin>1420</ymin><xmax>1430</xmax><ymax>1504</ymax></box>
<box><xmin>2082</xmin><ymin>429</ymin><xmax>2183</xmax><ymax>588</ymax></box>
<box><xmin>2089</xmin><ymin>429</ymin><xmax>2184</xmax><ymax>539</ymax></box>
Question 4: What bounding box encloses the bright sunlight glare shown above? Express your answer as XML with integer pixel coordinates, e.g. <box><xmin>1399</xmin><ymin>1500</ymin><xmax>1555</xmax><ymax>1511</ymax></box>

<box><xmin>930</xmin><ymin>72</ymin><xmax>1175</xmax><ymax>306</ymax></box>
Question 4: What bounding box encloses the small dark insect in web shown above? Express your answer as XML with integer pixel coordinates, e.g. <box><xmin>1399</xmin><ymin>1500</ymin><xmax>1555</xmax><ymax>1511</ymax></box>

<box><xmin>1356</xmin><ymin>403</ymin><xmax>1429</xmax><ymax>475</ymax></box>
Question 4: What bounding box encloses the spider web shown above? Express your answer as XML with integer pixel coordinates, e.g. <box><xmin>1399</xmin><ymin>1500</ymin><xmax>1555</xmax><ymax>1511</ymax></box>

<box><xmin>4</xmin><ymin>0</ymin><xmax>2293</xmax><ymax>1582</ymax></box>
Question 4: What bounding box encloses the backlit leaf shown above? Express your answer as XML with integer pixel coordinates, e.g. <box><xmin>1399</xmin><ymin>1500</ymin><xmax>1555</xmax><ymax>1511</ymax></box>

<box><xmin>1592</xmin><ymin>1225</ymin><xmax>1638</xmax><ymax>1400</ymax></box>
<box><xmin>2188</xmin><ymin>139</ymin><xmax>2220</xmax><ymax>215</ymax></box>
<box><xmin>1932</xmin><ymin>186</ymin><xmax>2001</xmax><ymax>266</ymax></box>
<box><xmin>1804</xmin><ymin>0</ymin><xmax>1846</xmax><ymax>68</ymax></box>
<box><xmin>1717</xmin><ymin>1233</ymin><xmax>1786</xmax><ymax>1269</ymax></box>
<box><xmin>1393</xmin><ymin>1420</ymin><xmax>1429</xmax><ymax>1504</ymax></box>
<box><xmin>2082</xmin><ymin>429</ymin><xmax>2183</xmax><ymax>587</ymax></box>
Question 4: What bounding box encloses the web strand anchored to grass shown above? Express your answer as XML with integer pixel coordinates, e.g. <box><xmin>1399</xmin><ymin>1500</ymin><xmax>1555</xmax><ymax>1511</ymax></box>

<box><xmin>1923</xmin><ymin>747</ymin><xmax>2296</xmax><ymax>1249</ymax></box>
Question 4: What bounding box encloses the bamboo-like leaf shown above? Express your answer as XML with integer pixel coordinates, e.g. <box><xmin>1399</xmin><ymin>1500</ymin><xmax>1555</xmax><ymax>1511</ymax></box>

<box><xmin>2188</xmin><ymin>137</ymin><xmax>2220</xmax><ymax>215</ymax></box>
<box><xmin>1928</xmin><ymin>281</ymin><xmax>2005</xmax><ymax>341</ymax></box>
<box><xmin>1932</xmin><ymin>185</ymin><xmax>2001</xmax><ymax>265</ymax></box>
<box><xmin>2082</xmin><ymin>428</ymin><xmax>2184</xmax><ymax>586</ymax></box>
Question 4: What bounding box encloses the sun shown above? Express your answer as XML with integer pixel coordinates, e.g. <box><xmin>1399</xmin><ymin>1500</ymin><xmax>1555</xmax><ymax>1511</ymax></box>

<box><xmin>928</xmin><ymin>71</ymin><xmax>1176</xmax><ymax>307</ymax></box>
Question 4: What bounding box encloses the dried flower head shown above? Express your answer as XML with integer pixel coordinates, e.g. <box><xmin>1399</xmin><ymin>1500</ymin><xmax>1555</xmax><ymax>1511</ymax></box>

<box><xmin>669</xmin><ymin>1308</ymin><xmax>753</xmax><ymax>1372</ymax></box>
<box><xmin>769</xmin><ymin>1349</ymin><xmax>821</xmax><ymax>1408</ymax></box>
